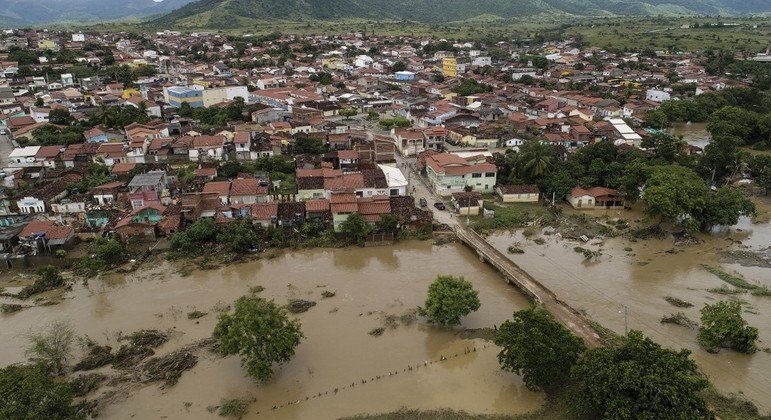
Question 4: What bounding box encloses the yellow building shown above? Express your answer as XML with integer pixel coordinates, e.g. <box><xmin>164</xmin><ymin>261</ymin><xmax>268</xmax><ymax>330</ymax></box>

<box><xmin>37</xmin><ymin>39</ymin><xmax>59</xmax><ymax>51</ymax></box>
<box><xmin>442</xmin><ymin>57</ymin><xmax>457</xmax><ymax>78</ymax></box>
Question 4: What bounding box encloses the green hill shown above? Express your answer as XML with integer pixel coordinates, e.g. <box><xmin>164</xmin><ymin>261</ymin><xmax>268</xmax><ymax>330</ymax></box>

<box><xmin>151</xmin><ymin>0</ymin><xmax>771</xmax><ymax>28</ymax></box>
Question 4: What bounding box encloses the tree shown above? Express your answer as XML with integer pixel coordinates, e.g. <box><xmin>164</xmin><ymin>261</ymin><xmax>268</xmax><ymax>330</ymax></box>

<box><xmin>698</xmin><ymin>301</ymin><xmax>758</xmax><ymax>354</ymax></box>
<box><xmin>641</xmin><ymin>133</ymin><xmax>685</xmax><ymax>163</ymax></box>
<box><xmin>519</xmin><ymin>140</ymin><xmax>555</xmax><ymax>181</ymax></box>
<box><xmin>217</xmin><ymin>219</ymin><xmax>257</xmax><ymax>253</ymax></box>
<box><xmin>18</xmin><ymin>266</ymin><xmax>66</xmax><ymax>299</ymax></box>
<box><xmin>375</xmin><ymin>213</ymin><xmax>399</xmax><ymax>234</ymax></box>
<box><xmin>26</xmin><ymin>320</ymin><xmax>76</xmax><ymax>376</ymax></box>
<box><xmin>392</xmin><ymin>61</ymin><xmax>406</xmax><ymax>72</ymax></box>
<box><xmin>0</xmin><ymin>364</ymin><xmax>80</xmax><ymax>420</ymax></box>
<box><xmin>699</xmin><ymin>135</ymin><xmax>744</xmax><ymax>184</ymax></box>
<box><xmin>339</xmin><ymin>108</ymin><xmax>357</xmax><ymax>119</ymax></box>
<box><xmin>294</xmin><ymin>137</ymin><xmax>326</xmax><ymax>154</ymax></box>
<box><xmin>213</xmin><ymin>296</ymin><xmax>303</xmax><ymax>381</ymax></box>
<box><xmin>644</xmin><ymin>109</ymin><xmax>669</xmax><ymax>130</ymax></box>
<box><xmin>422</xmin><ymin>275</ymin><xmax>481</xmax><ymax>326</ymax></box>
<box><xmin>339</xmin><ymin>213</ymin><xmax>372</xmax><ymax>245</ymax></box>
<box><xmin>642</xmin><ymin>165</ymin><xmax>709</xmax><ymax>226</ymax></box>
<box><xmin>48</xmin><ymin>109</ymin><xmax>72</xmax><ymax>125</ymax></box>
<box><xmin>494</xmin><ymin>306</ymin><xmax>585</xmax><ymax>392</ymax></box>
<box><xmin>696</xmin><ymin>187</ymin><xmax>755</xmax><ymax>231</ymax></box>
<box><xmin>572</xmin><ymin>330</ymin><xmax>712</xmax><ymax>419</ymax></box>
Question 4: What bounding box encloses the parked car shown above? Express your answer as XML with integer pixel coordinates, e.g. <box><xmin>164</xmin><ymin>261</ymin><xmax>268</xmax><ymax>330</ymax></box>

<box><xmin>419</xmin><ymin>197</ymin><xmax>428</xmax><ymax>207</ymax></box>
<box><xmin>434</xmin><ymin>202</ymin><xmax>446</xmax><ymax>210</ymax></box>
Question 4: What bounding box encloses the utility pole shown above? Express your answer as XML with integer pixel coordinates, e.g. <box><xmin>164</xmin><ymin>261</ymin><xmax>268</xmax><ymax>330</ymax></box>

<box><xmin>623</xmin><ymin>305</ymin><xmax>628</xmax><ymax>336</ymax></box>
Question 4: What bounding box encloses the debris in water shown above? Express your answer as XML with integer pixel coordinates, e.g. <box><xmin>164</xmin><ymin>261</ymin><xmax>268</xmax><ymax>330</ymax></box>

<box><xmin>74</xmin><ymin>342</ymin><xmax>114</xmax><ymax>371</ymax></box>
<box><xmin>142</xmin><ymin>350</ymin><xmax>198</xmax><ymax>386</ymax></box>
<box><xmin>286</xmin><ymin>299</ymin><xmax>316</xmax><ymax>313</ymax></box>
<box><xmin>664</xmin><ymin>296</ymin><xmax>693</xmax><ymax>308</ymax></box>
<box><xmin>321</xmin><ymin>290</ymin><xmax>336</xmax><ymax>298</ymax></box>
<box><xmin>69</xmin><ymin>373</ymin><xmax>107</xmax><ymax>397</ymax></box>
<box><xmin>126</xmin><ymin>329</ymin><xmax>168</xmax><ymax>348</ymax></box>
<box><xmin>660</xmin><ymin>312</ymin><xmax>698</xmax><ymax>329</ymax></box>
<box><xmin>368</xmin><ymin>327</ymin><xmax>385</xmax><ymax>337</ymax></box>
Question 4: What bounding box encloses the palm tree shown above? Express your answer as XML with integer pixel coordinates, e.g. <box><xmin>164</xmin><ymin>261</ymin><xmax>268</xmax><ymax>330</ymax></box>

<box><xmin>519</xmin><ymin>139</ymin><xmax>555</xmax><ymax>181</ymax></box>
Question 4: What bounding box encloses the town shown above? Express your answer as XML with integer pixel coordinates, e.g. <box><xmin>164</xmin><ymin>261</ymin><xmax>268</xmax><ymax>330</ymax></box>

<box><xmin>0</xmin><ymin>22</ymin><xmax>769</xmax><ymax>420</ymax></box>
<box><xmin>1</xmin><ymin>27</ymin><xmax>766</xmax><ymax>262</ymax></box>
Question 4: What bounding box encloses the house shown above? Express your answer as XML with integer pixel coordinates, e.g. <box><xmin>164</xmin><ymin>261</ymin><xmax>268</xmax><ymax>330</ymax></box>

<box><xmin>496</xmin><ymin>185</ymin><xmax>540</xmax><ymax>203</ymax></box>
<box><xmin>189</xmin><ymin>135</ymin><xmax>226</xmax><ymax>161</ymax></box>
<box><xmin>250</xmin><ymin>202</ymin><xmax>279</xmax><ymax>227</ymax></box>
<box><xmin>127</xmin><ymin>171</ymin><xmax>167</xmax><ymax>210</ymax></box>
<box><xmin>115</xmin><ymin>204</ymin><xmax>166</xmax><ymax>241</ymax></box>
<box><xmin>230</xmin><ymin>178</ymin><xmax>269</xmax><ymax>205</ymax></box>
<box><xmin>568</xmin><ymin>187</ymin><xmax>625</xmax><ymax>209</ymax></box>
<box><xmin>305</xmin><ymin>199</ymin><xmax>330</xmax><ymax>221</ymax></box>
<box><xmin>18</xmin><ymin>219</ymin><xmax>76</xmax><ymax>253</ymax></box>
<box><xmin>451</xmin><ymin>192</ymin><xmax>483</xmax><ymax>216</ymax></box>
<box><xmin>330</xmin><ymin>192</ymin><xmax>358</xmax><ymax>231</ymax></box>
<box><xmin>424</xmin><ymin>153</ymin><xmax>497</xmax><ymax>196</ymax></box>
<box><xmin>202</xmin><ymin>181</ymin><xmax>231</xmax><ymax>206</ymax></box>
<box><xmin>378</xmin><ymin>164</ymin><xmax>408</xmax><ymax>196</ymax></box>
<box><xmin>92</xmin><ymin>181</ymin><xmax>124</xmax><ymax>206</ymax></box>
<box><xmin>84</xmin><ymin>127</ymin><xmax>110</xmax><ymax>143</ymax></box>
<box><xmin>16</xmin><ymin>196</ymin><xmax>46</xmax><ymax>214</ymax></box>
<box><xmin>393</xmin><ymin>128</ymin><xmax>425</xmax><ymax>156</ymax></box>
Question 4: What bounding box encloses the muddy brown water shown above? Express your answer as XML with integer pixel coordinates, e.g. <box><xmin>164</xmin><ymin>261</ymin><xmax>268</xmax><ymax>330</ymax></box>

<box><xmin>487</xmin><ymin>204</ymin><xmax>771</xmax><ymax>414</ymax></box>
<box><xmin>0</xmin><ymin>242</ymin><xmax>543</xmax><ymax>419</ymax></box>
<box><xmin>668</xmin><ymin>122</ymin><xmax>711</xmax><ymax>149</ymax></box>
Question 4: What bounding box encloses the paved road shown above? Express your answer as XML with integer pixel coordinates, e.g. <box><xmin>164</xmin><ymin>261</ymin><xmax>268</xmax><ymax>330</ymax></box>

<box><xmin>395</xmin><ymin>152</ymin><xmax>601</xmax><ymax>348</ymax></box>
<box><xmin>0</xmin><ymin>133</ymin><xmax>14</xmax><ymax>168</ymax></box>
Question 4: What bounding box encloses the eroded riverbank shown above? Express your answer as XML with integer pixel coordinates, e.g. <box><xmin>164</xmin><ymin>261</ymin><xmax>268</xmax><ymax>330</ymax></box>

<box><xmin>0</xmin><ymin>241</ymin><xmax>543</xmax><ymax>419</ymax></box>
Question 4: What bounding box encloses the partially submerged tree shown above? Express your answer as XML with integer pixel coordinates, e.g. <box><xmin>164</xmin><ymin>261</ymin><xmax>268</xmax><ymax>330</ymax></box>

<box><xmin>213</xmin><ymin>296</ymin><xmax>303</xmax><ymax>382</ymax></box>
<box><xmin>494</xmin><ymin>306</ymin><xmax>585</xmax><ymax>392</ymax></box>
<box><xmin>339</xmin><ymin>213</ymin><xmax>373</xmax><ymax>246</ymax></box>
<box><xmin>698</xmin><ymin>301</ymin><xmax>758</xmax><ymax>354</ymax></box>
<box><xmin>422</xmin><ymin>275</ymin><xmax>481</xmax><ymax>326</ymax></box>
<box><xmin>572</xmin><ymin>330</ymin><xmax>712</xmax><ymax>419</ymax></box>
<box><xmin>0</xmin><ymin>364</ymin><xmax>80</xmax><ymax>420</ymax></box>
<box><xmin>26</xmin><ymin>320</ymin><xmax>76</xmax><ymax>376</ymax></box>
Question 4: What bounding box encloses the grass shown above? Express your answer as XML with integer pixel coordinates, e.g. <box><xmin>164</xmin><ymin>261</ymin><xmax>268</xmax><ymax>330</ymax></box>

<box><xmin>218</xmin><ymin>399</ymin><xmax>248</xmax><ymax>417</ymax></box>
<box><xmin>470</xmin><ymin>202</ymin><xmax>546</xmax><ymax>233</ymax></box>
<box><xmin>701</xmin><ymin>265</ymin><xmax>762</xmax><ymax>290</ymax></box>
<box><xmin>565</xmin><ymin>17</ymin><xmax>771</xmax><ymax>52</ymax></box>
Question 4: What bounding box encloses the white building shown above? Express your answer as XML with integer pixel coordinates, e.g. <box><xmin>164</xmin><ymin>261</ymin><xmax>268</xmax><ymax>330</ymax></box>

<box><xmin>378</xmin><ymin>164</ymin><xmax>408</xmax><ymax>196</ymax></box>
<box><xmin>16</xmin><ymin>196</ymin><xmax>45</xmax><ymax>214</ymax></box>
<box><xmin>646</xmin><ymin>89</ymin><xmax>671</xmax><ymax>103</ymax></box>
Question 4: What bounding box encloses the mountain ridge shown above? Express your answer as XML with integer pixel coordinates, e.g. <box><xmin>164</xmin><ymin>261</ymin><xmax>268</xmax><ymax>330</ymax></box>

<box><xmin>151</xmin><ymin>0</ymin><xmax>771</xmax><ymax>28</ymax></box>
<box><xmin>0</xmin><ymin>0</ymin><xmax>197</xmax><ymax>25</ymax></box>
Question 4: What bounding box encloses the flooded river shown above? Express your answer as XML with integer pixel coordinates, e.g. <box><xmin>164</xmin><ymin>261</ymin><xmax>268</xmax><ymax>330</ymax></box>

<box><xmin>668</xmin><ymin>122</ymin><xmax>711</xmax><ymax>149</ymax></box>
<box><xmin>0</xmin><ymin>241</ymin><xmax>542</xmax><ymax>419</ymax></box>
<box><xmin>487</xmin><ymin>204</ymin><xmax>771</xmax><ymax>413</ymax></box>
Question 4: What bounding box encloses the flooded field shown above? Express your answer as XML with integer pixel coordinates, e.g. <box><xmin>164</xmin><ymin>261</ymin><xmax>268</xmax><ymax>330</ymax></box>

<box><xmin>487</xmin><ymin>203</ymin><xmax>771</xmax><ymax>413</ymax></box>
<box><xmin>0</xmin><ymin>241</ymin><xmax>542</xmax><ymax>419</ymax></box>
<box><xmin>668</xmin><ymin>122</ymin><xmax>711</xmax><ymax>149</ymax></box>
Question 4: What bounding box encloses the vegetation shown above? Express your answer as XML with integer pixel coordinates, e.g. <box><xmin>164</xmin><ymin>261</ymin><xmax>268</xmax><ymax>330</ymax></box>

<box><xmin>421</xmin><ymin>275</ymin><xmax>481</xmax><ymax>326</ymax></box>
<box><xmin>0</xmin><ymin>364</ymin><xmax>80</xmax><ymax>420</ymax></box>
<box><xmin>77</xmin><ymin>237</ymin><xmax>127</xmax><ymax>274</ymax></box>
<box><xmin>170</xmin><ymin>219</ymin><xmax>257</xmax><ymax>258</ymax></box>
<box><xmin>218</xmin><ymin>399</ymin><xmax>248</xmax><ymax>417</ymax></box>
<box><xmin>213</xmin><ymin>295</ymin><xmax>303</xmax><ymax>381</ymax></box>
<box><xmin>701</xmin><ymin>264</ymin><xmax>763</xmax><ymax>290</ymax></box>
<box><xmin>18</xmin><ymin>266</ymin><xmax>66</xmax><ymax>299</ymax></box>
<box><xmin>25</xmin><ymin>320</ymin><xmax>76</xmax><ymax>376</ymax></box>
<box><xmin>494</xmin><ymin>306</ymin><xmax>585</xmax><ymax>392</ymax></box>
<box><xmin>572</xmin><ymin>330</ymin><xmax>712</xmax><ymax>419</ymax></box>
<box><xmin>339</xmin><ymin>213</ymin><xmax>373</xmax><ymax>246</ymax></box>
<box><xmin>698</xmin><ymin>301</ymin><xmax>758</xmax><ymax>354</ymax></box>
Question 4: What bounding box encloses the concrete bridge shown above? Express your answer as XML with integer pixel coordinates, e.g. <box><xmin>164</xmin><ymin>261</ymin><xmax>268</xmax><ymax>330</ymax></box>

<box><xmin>454</xmin><ymin>225</ymin><xmax>602</xmax><ymax>348</ymax></box>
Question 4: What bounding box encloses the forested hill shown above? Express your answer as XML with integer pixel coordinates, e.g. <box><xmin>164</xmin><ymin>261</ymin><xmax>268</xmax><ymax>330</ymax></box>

<box><xmin>152</xmin><ymin>0</ymin><xmax>771</xmax><ymax>28</ymax></box>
